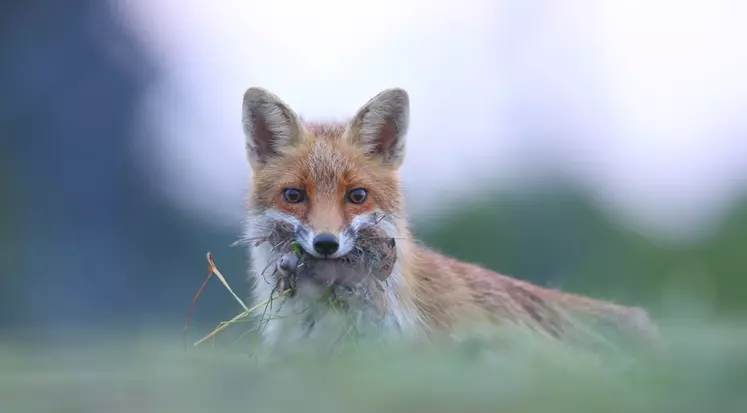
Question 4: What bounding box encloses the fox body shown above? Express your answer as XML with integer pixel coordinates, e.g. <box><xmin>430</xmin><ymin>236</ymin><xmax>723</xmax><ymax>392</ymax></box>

<box><xmin>240</xmin><ymin>87</ymin><xmax>660</xmax><ymax>350</ymax></box>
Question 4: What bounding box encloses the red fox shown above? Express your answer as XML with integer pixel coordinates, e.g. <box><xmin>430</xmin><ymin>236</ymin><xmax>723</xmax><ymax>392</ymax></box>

<box><xmin>240</xmin><ymin>87</ymin><xmax>661</xmax><ymax>351</ymax></box>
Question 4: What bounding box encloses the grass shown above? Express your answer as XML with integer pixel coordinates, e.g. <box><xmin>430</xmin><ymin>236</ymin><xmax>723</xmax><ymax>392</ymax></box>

<box><xmin>3</xmin><ymin>253</ymin><xmax>743</xmax><ymax>413</ymax></box>
<box><xmin>1</xmin><ymin>318</ymin><xmax>746</xmax><ymax>413</ymax></box>
<box><xmin>186</xmin><ymin>252</ymin><xmax>288</xmax><ymax>349</ymax></box>
<box><xmin>187</xmin><ymin>251</ymin><xmax>363</xmax><ymax>352</ymax></box>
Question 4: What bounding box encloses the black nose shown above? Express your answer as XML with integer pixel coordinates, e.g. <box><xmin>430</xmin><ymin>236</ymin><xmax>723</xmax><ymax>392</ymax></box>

<box><xmin>313</xmin><ymin>233</ymin><xmax>339</xmax><ymax>256</ymax></box>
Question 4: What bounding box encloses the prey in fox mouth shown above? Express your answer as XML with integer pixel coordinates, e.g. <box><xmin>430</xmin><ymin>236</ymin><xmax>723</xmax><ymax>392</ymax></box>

<box><xmin>260</xmin><ymin>220</ymin><xmax>398</xmax><ymax>312</ymax></box>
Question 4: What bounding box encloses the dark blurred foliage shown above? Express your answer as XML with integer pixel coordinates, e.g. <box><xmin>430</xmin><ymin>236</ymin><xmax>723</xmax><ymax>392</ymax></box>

<box><xmin>0</xmin><ymin>0</ymin><xmax>244</xmax><ymax>339</ymax></box>
<box><xmin>1</xmin><ymin>1</ymin><xmax>745</xmax><ymax>346</ymax></box>
<box><xmin>414</xmin><ymin>182</ymin><xmax>747</xmax><ymax>320</ymax></box>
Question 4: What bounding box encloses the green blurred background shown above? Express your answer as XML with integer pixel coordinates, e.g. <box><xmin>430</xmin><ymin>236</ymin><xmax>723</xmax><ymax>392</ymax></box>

<box><xmin>2</xmin><ymin>1</ymin><xmax>746</xmax><ymax>411</ymax></box>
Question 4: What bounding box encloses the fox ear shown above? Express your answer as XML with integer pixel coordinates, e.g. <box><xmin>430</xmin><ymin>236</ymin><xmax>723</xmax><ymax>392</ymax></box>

<box><xmin>242</xmin><ymin>87</ymin><xmax>306</xmax><ymax>168</ymax></box>
<box><xmin>346</xmin><ymin>88</ymin><xmax>410</xmax><ymax>168</ymax></box>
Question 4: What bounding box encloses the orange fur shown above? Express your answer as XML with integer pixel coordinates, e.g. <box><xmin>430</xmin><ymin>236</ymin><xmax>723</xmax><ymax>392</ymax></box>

<box><xmin>241</xmin><ymin>87</ymin><xmax>662</xmax><ymax>351</ymax></box>
<box><xmin>250</xmin><ymin>125</ymin><xmax>400</xmax><ymax>232</ymax></box>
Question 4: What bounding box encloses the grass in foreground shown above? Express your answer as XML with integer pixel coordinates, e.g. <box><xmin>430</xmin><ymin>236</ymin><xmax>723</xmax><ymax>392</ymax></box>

<box><xmin>1</xmin><ymin>317</ymin><xmax>746</xmax><ymax>413</ymax></box>
<box><xmin>5</xmin><ymin>254</ymin><xmax>742</xmax><ymax>413</ymax></box>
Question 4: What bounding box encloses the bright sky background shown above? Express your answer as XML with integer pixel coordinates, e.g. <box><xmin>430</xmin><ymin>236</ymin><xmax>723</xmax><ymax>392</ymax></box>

<box><xmin>116</xmin><ymin>0</ymin><xmax>747</xmax><ymax>244</ymax></box>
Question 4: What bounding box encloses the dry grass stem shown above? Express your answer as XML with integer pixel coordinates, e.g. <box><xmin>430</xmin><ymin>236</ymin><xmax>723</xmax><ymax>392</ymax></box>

<box><xmin>193</xmin><ymin>289</ymin><xmax>290</xmax><ymax>347</ymax></box>
<box><xmin>206</xmin><ymin>252</ymin><xmax>250</xmax><ymax>313</ymax></box>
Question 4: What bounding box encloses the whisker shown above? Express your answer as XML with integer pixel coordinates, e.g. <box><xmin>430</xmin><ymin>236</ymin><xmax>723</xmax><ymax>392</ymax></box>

<box><xmin>271</xmin><ymin>240</ymin><xmax>286</xmax><ymax>252</ymax></box>
<box><xmin>229</xmin><ymin>235</ymin><xmax>272</xmax><ymax>248</ymax></box>
<box><xmin>260</xmin><ymin>257</ymin><xmax>280</xmax><ymax>285</ymax></box>
<box><xmin>373</xmin><ymin>213</ymin><xmax>389</xmax><ymax>225</ymax></box>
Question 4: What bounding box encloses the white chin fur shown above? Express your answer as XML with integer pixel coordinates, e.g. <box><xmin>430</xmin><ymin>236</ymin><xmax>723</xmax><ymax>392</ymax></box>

<box><xmin>244</xmin><ymin>208</ymin><xmax>423</xmax><ymax>347</ymax></box>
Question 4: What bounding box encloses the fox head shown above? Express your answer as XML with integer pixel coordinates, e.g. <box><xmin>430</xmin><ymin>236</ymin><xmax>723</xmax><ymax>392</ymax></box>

<box><xmin>241</xmin><ymin>87</ymin><xmax>410</xmax><ymax>260</ymax></box>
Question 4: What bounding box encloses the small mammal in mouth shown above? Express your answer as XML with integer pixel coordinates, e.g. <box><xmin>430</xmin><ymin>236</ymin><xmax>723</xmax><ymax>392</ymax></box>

<box><xmin>268</xmin><ymin>221</ymin><xmax>397</xmax><ymax>313</ymax></box>
<box><xmin>239</xmin><ymin>86</ymin><xmax>663</xmax><ymax>352</ymax></box>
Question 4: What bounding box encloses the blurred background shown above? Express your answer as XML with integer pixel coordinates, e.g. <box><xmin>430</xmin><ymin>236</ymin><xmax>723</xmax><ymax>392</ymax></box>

<box><xmin>2</xmin><ymin>0</ymin><xmax>747</xmax><ymax>347</ymax></box>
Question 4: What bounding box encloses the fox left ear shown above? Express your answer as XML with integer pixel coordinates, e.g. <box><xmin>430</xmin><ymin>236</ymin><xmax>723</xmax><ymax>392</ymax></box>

<box><xmin>346</xmin><ymin>88</ymin><xmax>410</xmax><ymax>168</ymax></box>
<box><xmin>242</xmin><ymin>87</ymin><xmax>306</xmax><ymax>169</ymax></box>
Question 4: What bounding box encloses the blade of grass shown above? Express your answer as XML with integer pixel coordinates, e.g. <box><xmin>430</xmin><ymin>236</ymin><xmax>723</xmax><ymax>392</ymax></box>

<box><xmin>183</xmin><ymin>257</ymin><xmax>216</xmax><ymax>352</ymax></box>
<box><xmin>194</xmin><ymin>310</ymin><xmax>251</xmax><ymax>347</ymax></box>
<box><xmin>194</xmin><ymin>290</ymin><xmax>290</xmax><ymax>347</ymax></box>
<box><xmin>206</xmin><ymin>252</ymin><xmax>250</xmax><ymax>313</ymax></box>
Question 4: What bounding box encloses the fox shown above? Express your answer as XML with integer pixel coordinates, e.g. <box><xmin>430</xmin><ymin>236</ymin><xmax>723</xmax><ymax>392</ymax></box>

<box><xmin>240</xmin><ymin>86</ymin><xmax>662</xmax><ymax>352</ymax></box>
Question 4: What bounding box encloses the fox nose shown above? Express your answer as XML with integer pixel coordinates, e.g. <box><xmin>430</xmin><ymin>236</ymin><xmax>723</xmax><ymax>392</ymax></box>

<box><xmin>313</xmin><ymin>233</ymin><xmax>339</xmax><ymax>256</ymax></box>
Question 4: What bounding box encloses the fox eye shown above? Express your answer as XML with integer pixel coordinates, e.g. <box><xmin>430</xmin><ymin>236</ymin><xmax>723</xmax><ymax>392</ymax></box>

<box><xmin>346</xmin><ymin>188</ymin><xmax>368</xmax><ymax>204</ymax></box>
<box><xmin>282</xmin><ymin>188</ymin><xmax>305</xmax><ymax>204</ymax></box>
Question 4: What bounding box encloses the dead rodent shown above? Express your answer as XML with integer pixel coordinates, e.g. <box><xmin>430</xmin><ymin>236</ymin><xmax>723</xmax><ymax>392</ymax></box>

<box><xmin>259</xmin><ymin>222</ymin><xmax>397</xmax><ymax>308</ymax></box>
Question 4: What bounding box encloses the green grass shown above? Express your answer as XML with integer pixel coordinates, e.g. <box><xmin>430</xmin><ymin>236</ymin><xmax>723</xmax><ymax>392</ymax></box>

<box><xmin>1</xmin><ymin>318</ymin><xmax>745</xmax><ymax>413</ymax></box>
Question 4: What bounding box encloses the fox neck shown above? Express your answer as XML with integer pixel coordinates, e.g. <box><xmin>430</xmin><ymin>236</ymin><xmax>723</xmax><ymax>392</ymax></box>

<box><xmin>375</xmin><ymin>221</ymin><xmax>425</xmax><ymax>335</ymax></box>
<box><xmin>246</xmin><ymin>215</ymin><xmax>425</xmax><ymax>346</ymax></box>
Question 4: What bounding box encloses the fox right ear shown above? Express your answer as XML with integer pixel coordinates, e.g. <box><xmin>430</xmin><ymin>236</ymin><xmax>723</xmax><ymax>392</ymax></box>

<box><xmin>242</xmin><ymin>88</ymin><xmax>305</xmax><ymax>168</ymax></box>
<box><xmin>346</xmin><ymin>88</ymin><xmax>410</xmax><ymax>168</ymax></box>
